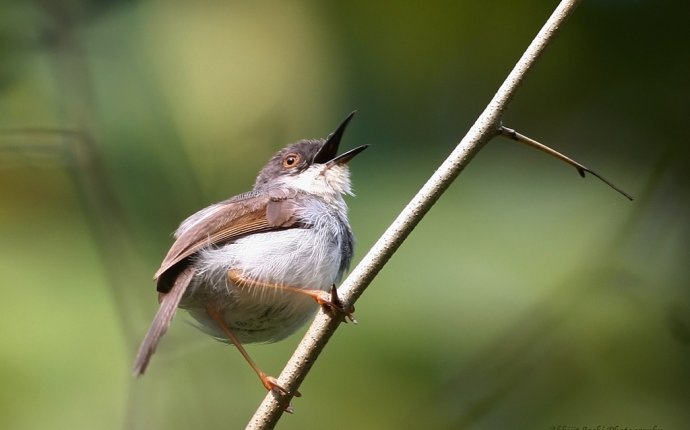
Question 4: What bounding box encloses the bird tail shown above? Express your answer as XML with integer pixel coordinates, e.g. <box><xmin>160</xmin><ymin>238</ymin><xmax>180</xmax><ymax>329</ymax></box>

<box><xmin>132</xmin><ymin>266</ymin><xmax>195</xmax><ymax>376</ymax></box>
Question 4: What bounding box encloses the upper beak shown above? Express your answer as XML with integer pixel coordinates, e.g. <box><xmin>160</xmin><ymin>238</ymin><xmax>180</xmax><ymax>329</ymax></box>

<box><xmin>313</xmin><ymin>111</ymin><xmax>358</xmax><ymax>164</ymax></box>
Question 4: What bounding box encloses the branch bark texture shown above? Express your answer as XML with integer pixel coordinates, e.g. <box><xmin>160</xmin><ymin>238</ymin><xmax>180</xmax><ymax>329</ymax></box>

<box><xmin>247</xmin><ymin>1</ymin><xmax>581</xmax><ymax>428</ymax></box>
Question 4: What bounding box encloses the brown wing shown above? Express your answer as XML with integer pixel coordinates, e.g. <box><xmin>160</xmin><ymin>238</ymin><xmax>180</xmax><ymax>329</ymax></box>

<box><xmin>154</xmin><ymin>189</ymin><xmax>301</xmax><ymax>293</ymax></box>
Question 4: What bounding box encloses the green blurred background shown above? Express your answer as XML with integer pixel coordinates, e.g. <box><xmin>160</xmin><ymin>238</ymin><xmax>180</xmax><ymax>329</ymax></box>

<box><xmin>1</xmin><ymin>1</ymin><xmax>688</xmax><ymax>429</ymax></box>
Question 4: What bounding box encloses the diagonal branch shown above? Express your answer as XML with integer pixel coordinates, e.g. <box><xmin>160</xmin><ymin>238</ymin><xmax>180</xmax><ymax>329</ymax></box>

<box><xmin>247</xmin><ymin>1</ymin><xmax>583</xmax><ymax>427</ymax></box>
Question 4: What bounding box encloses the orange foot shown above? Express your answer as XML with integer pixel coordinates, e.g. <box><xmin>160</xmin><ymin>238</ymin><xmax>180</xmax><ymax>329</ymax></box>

<box><xmin>260</xmin><ymin>372</ymin><xmax>301</xmax><ymax>397</ymax></box>
<box><xmin>260</xmin><ymin>372</ymin><xmax>301</xmax><ymax>413</ymax></box>
<box><xmin>314</xmin><ymin>285</ymin><xmax>357</xmax><ymax>324</ymax></box>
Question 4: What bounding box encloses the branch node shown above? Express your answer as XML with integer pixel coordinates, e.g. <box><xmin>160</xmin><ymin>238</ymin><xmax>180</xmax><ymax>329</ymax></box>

<box><xmin>498</xmin><ymin>125</ymin><xmax>633</xmax><ymax>200</ymax></box>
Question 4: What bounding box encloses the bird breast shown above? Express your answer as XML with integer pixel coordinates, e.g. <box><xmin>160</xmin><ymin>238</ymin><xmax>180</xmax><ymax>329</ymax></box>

<box><xmin>182</xmin><ymin>202</ymin><xmax>352</xmax><ymax>344</ymax></box>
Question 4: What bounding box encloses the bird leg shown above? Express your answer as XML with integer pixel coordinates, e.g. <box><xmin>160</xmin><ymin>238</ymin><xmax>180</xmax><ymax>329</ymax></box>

<box><xmin>227</xmin><ymin>269</ymin><xmax>357</xmax><ymax>323</ymax></box>
<box><xmin>205</xmin><ymin>306</ymin><xmax>301</xmax><ymax>403</ymax></box>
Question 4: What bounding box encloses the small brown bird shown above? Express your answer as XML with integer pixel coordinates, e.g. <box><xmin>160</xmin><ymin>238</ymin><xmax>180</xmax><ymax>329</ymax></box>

<box><xmin>133</xmin><ymin>112</ymin><xmax>365</xmax><ymax>396</ymax></box>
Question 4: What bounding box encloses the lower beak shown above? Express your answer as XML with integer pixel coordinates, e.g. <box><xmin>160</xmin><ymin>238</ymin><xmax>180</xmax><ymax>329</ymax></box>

<box><xmin>326</xmin><ymin>145</ymin><xmax>368</xmax><ymax>167</ymax></box>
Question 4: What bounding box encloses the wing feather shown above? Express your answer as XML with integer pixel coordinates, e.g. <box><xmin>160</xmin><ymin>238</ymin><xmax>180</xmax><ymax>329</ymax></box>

<box><xmin>154</xmin><ymin>189</ymin><xmax>300</xmax><ymax>292</ymax></box>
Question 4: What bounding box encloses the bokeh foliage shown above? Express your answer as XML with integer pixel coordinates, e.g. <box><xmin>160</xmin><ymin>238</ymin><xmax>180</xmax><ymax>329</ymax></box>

<box><xmin>1</xmin><ymin>1</ymin><xmax>688</xmax><ymax>429</ymax></box>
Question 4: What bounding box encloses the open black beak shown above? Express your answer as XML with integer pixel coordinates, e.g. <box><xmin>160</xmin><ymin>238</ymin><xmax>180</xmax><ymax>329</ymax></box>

<box><xmin>313</xmin><ymin>111</ymin><xmax>360</xmax><ymax>164</ymax></box>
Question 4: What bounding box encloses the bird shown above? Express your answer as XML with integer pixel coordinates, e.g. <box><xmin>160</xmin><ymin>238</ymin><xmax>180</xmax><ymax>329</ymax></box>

<box><xmin>133</xmin><ymin>112</ymin><xmax>366</xmax><ymax>397</ymax></box>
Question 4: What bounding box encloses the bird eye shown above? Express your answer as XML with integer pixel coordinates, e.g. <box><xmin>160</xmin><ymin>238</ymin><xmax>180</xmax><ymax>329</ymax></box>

<box><xmin>282</xmin><ymin>153</ymin><xmax>300</xmax><ymax>168</ymax></box>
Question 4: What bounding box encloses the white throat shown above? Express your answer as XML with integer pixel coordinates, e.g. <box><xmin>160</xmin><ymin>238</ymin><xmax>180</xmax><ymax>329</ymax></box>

<box><xmin>278</xmin><ymin>164</ymin><xmax>353</xmax><ymax>200</ymax></box>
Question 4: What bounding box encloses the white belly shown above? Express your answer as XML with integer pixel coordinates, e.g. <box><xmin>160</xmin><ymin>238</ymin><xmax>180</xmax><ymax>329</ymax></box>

<box><xmin>181</xmin><ymin>226</ymin><xmax>344</xmax><ymax>343</ymax></box>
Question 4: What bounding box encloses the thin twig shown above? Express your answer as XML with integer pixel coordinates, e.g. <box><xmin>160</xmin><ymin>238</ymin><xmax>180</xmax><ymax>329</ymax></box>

<box><xmin>246</xmin><ymin>1</ymin><xmax>583</xmax><ymax>428</ymax></box>
<box><xmin>499</xmin><ymin>125</ymin><xmax>633</xmax><ymax>200</ymax></box>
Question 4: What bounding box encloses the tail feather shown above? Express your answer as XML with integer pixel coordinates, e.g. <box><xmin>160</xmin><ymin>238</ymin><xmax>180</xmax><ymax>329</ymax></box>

<box><xmin>133</xmin><ymin>266</ymin><xmax>195</xmax><ymax>376</ymax></box>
